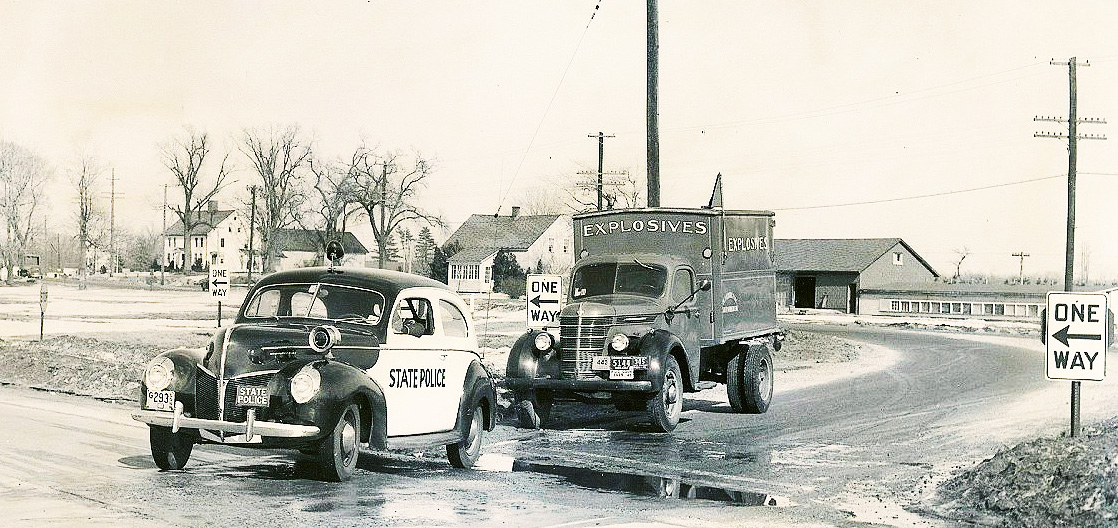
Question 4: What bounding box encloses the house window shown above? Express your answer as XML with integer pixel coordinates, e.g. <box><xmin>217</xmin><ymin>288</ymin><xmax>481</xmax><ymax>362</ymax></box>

<box><xmin>548</xmin><ymin>237</ymin><xmax>554</xmax><ymax>252</ymax></box>
<box><xmin>450</xmin><ymin>264</ymin><xmax>481</xmax><ymax>281</ymax></box>
<box><xmin>563</xmin><ymin>240</ymin><xmax>569</xmax><ymax>253</ymax></box>
<box><xmin>892</xmin><ymin>252</ymin><xmax>904</xmax><ymax>265</ymax></box>
<box><xmin>220</xmin><ymin>238</ymin><xmax>225</xmax><ymax>248</ymax></box>
<box><xmin>484</xmin><ymin>266</ymin><xmax>492</xmax><ymax>283</ymax></box>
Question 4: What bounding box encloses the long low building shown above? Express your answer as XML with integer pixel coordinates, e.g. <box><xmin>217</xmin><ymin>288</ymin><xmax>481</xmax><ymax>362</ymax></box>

<box><xmin>857</xmin><ymin>281</ymin><xmax>1049</xmax><ymax>321</ymax></box>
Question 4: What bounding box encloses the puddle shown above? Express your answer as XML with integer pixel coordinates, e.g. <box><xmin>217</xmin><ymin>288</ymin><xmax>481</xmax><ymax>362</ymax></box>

<box><xmin>476</xmin><ymin>454</ymin><xmax>789</xmax><ymax>507</ymax></box>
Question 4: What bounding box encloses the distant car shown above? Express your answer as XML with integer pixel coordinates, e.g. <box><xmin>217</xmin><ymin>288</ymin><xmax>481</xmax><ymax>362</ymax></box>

<box><xmin>132</xmin><ymin>264</ymin><xmax>497</xmax><ymax>481</ymax></box>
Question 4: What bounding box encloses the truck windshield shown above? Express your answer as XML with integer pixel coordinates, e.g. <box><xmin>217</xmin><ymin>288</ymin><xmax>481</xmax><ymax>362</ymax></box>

<box><xmin>571</xmin><ymin>262</ymin><xmax>667</xmax><ymax>299</ymax></box>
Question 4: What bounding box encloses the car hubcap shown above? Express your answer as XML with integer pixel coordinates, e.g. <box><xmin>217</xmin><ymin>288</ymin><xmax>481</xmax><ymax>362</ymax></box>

<box><xmin>340</xmin><ymin>416</ymin><xmax>357</xmax><ymax>464</ymax></box>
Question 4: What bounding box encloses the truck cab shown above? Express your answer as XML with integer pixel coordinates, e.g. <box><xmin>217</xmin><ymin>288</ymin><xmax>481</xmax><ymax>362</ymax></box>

<box><xmin>506</xmin><ymin>208</ymin><xmax>783</xmax><ymax>432</ymax></box>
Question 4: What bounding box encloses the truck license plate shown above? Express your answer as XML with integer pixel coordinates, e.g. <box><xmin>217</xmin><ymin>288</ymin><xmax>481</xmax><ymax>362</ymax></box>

<box><xmin>146</xmin><ymin>390</ymin><xmax>175</xmax><ymax>411</ymax></box>
<box><xmin>592</xmin><ymin>356</ymin><xmax>650</xmax><ymax>371</ymax></box>
<box><xmin>235</xmin><ymin>386</ymin><xmax>269</xmax><ymax>407</ymax></box>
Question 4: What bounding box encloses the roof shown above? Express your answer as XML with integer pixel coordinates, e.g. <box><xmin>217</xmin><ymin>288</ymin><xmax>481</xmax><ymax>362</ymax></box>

<box><xmin>448</xmin><ymin>246</ymin><xmax>499</xmax><ymax>264</ymax></box>
<box><xmin>252</xmin><ymin>266</ymin><xmax>448</xmax><ymax>295</ymax></box>
<box><xmin>275</xmin><ymin>229</ymin><xmax>368</xmax><ymax>255</ymax></box>
<box><xmin>444</xmin><ymin>214</ymin><xmax>563</xmax><ymax>253</ymax></box>
<box><xmin>774</xmin><ymin>238</ymin><xmax>939</xmax><ymax>277</ymax></box>
<box><xmin>164</xmin><ymin>209</ymin><xmax>236</xmax><ymax>236</ymax></box>
<box><xmin>860</xmin><ymin>281</ymin><xmax>1052</xmax><ymax>297</ymax></box>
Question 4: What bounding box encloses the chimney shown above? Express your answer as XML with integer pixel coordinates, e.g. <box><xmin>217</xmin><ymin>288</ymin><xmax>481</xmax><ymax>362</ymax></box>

<box><xmin>511</xmin><ymin>206</ymin><xmax>520</xmax><ymax>218</ymax></box>
<box><xmin>208</xmin><ymin>200</ymin><xmax>218</xmax><ymax>212</ymax></box>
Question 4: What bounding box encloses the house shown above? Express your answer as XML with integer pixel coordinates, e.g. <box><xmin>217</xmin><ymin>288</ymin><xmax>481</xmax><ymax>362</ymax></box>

<box><xmin>271</xmin><ymin>228</ymin><xmax>369</xmax><ymax>270</ymax></box>
<box><xmin>163</xmin><ymin>201</ymin><xmax>253</xmax><ymax>273</ymax></box>
<box><xmin>442</xmin><ymin>207</ymin><xmax>573</xmax><ymax>293</ymax></box>
<box><xmin>774</xmin><ymin>238</ymin><xmax>939</xmax><ymax>313</ymax></box>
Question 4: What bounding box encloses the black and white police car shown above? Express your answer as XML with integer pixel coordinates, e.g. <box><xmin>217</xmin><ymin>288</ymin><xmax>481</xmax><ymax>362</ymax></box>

<box><xmin>132</xmin><ymin>262</ymin><xmax>496</xmax><ymax>481</ymax></box>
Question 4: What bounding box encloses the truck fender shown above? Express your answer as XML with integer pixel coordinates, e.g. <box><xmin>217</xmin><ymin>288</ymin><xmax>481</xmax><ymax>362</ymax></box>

<box><xmin>456</xmin><ymin>361</ymin><xmax>497</xmax><ymax>435</ymax></box>
<box><xmin>506</xmin><ymin>331</ymin><xmax>543</xmax><ymax>380</ymax></box>
<box><xmin>638</xmin><ymin>330</ymin><xmax>689</xmax><ymax>392</ymax></box>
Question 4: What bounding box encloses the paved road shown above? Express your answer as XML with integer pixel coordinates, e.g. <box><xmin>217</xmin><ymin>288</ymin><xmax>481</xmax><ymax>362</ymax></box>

<box><xmin>1</xmin><ymin>325</ymin><xmax>1109</xmax><ymax>527</ymax></box>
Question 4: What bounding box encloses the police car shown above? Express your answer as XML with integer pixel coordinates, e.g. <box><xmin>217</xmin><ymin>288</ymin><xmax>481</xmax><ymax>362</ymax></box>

<box><xmin>132</xmin><ymin>262</ymin><xmax>496</xmax><ymax>481</ymax></box>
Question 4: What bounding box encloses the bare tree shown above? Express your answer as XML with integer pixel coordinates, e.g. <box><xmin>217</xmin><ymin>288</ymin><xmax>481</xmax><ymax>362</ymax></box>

<box><xmin>71</xmin><ymin>155</ymin><xmax>104</xmax><ymax>288</ymax></box>
<box><xmin>300</xmin><ymin>155</ymin><xmax>359</xmax><ymax>265</ymax></box>
<box><xmin>346</xmin><ymin>145</ymin><xmax>442</xmax><ymax>269</ymax></box>
<box><xmin>161</xmin><ymin>129</ymin><xmax>232</xmax><ymax>273</ymax></box>
<box><xmin>952</xmin><ymin>246</ymin><xmax>970</xmax><ymax>281</ymax></box>
<box><xmin>525</xmin><ymin>168</ymin><xmax>644</xmax><ymax>214</ymax></box>
<box><xmin>0</xmin><ymin>141</ymin><xmax>51</xmax><ymax>284</ymax></box>
<box><xmin>241</xmin><ymin>125</ymin><xmax>311</xmax><ymax>272</ymax></box>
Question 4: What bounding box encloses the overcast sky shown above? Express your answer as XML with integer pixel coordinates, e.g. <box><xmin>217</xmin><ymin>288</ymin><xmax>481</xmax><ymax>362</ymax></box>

<box><xmin>2</xmin><ymin>1</ymin><xmax>1117</xmax><ymax>279</ymax></box>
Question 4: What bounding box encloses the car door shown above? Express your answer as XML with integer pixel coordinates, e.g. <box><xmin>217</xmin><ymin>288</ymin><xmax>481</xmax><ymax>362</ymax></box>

<box><xmin>367</xmin><ymin>288</ymin><xmax>475</xmax><ymax>437</ymax></box>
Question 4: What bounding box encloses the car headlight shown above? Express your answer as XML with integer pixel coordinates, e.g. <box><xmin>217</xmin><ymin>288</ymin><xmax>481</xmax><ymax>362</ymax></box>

<box><xmin>144</xmin><ymin>356</ymin><xmax>175</xmax><ymax>392</ymax></box>
<box><xmin>609</xmin><ymin>334</ymin><xmax>630</xmax><ymax>352</ymax></box>
<box><xmin>533</xmin><ymin>332</ymin><xmax>554</xmax><ymax>351</ymax></box>
<box><xmin>290</xmin><ymin>364</ymin><xmax>321</xmax><ymax>404</ymax></box>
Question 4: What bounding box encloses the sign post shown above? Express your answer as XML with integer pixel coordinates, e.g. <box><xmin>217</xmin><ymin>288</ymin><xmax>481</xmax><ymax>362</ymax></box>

<box><xmin>210</xmin><ymin>267</ymin><xmax>229</xmax><ymax>327</ymax></box>
<box><xmin>526</xmin><ymin>274</ymin><xmax>563</xmax><ymax>330</ymax></box>
<box><xmin>39</xmin><ymin>280</ymin><xmax>47</xmax><ymax>341</ymax></box>
<box><xmin>1045</xmin><ymin>291</ymin><xmax>1108</xmax><ymax>437</ymax></box>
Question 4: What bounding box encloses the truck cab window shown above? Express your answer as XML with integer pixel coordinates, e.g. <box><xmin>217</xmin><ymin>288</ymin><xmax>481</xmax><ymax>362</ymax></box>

<box><xmin>572</xmin><ymin>262</ymin><xmax>667</xmax><ymax>299</ymax></box>
<box><xmin>671</xmin><ymin>268</ymin><xmax>694</xmax><ymax>304</ymax></box>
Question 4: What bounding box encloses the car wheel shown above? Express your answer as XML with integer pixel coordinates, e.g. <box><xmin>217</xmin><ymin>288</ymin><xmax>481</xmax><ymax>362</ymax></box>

<box><xmin>316</xmin><ymin>403</ymin><xmax>361</xmax><ymax>482</ymax></box>
<box><xmin>150</xmin><ymin>425</ymin><xmax>193</xmax><ymax>470</ymax></box>
<box><xmin>447</xmin><ymin>404</ymin><xmax>484</xmax><ymax>468</ymax></box>
<box><xmin>726</xmin><ymin>345</ymin><xmax>747</xmax><ymax>412</ymax></box>
<box><xmin>741</xmin><ymin>345</ymin><xmax>774</xmax><ymax>414</ymax></box>
<box><xmin>647</xmin><ymin>354</ymin><xmax>683</xmax><ymax>432</ymax></box>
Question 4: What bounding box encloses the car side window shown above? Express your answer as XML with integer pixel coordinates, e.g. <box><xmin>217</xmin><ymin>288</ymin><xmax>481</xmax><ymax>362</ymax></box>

<box><xmin>671</xmin><ymin>268</ymin><xmax>694</xmax><ymax>304</ymax></box>
<box><xmin>246</xmin><ymin>289</ymin><xmax>280</xmax><ymax>317</ymax></box>
<box><xmin>439</xmin><ymin>300</ymin><xmax>468</xmax><ymax>338</ymax></box>
<box><xmin>391</xmin><ymin>297</ymin><xmax>435</xmax><ymax>336</ymax></box>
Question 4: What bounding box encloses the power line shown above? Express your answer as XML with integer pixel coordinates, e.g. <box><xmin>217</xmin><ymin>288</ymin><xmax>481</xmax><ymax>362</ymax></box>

<box><xmin>772</xmin><ymin>174</ymin><xmax>1064</xmax><ymax>211</ymax></box>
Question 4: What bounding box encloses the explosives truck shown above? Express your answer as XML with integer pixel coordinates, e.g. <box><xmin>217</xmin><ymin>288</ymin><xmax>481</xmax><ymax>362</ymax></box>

<box><xmin>505</xmin><ymin>207</ymin><xmax>783</xmax><ymax>432</ymax></box>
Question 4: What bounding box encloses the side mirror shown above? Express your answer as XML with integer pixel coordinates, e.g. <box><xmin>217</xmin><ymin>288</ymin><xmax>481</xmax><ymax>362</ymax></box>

<box><xmin>699</xmin><ymin>280</ymin><xmax>712</xmax><ymax>292</ymax></box>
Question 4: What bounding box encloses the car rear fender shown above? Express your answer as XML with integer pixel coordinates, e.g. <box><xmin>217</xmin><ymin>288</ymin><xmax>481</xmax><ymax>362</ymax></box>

<box><xmin>456</xmin><ymin>361</ymin><xmax>497</xmax><ymax>433</ymax></box>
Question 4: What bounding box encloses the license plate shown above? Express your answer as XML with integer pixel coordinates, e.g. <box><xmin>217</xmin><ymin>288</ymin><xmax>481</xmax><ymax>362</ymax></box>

<box><xmin>235</xmin><ymin>386</ymin><xmax>269</xmax><ymax>407</ymax></box>
<box><xmin>592</xmin><ymin>356</ymin><xmax>650</xmax><ymax>371</ymax></box>
<box><xmin>146</xmin><ymin>390</ymin><xmax>175</xmax><ymax>411</ymax></box>
<box><xmin>610</xmin><ymin>369</ymin><xmax>635</xmax><ymax>380</ymax></box>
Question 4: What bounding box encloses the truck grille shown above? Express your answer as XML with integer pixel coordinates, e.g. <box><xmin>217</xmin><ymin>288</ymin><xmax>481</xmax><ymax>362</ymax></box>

<box><xmin>194</xmin><ymin>367</ymin><xmax>274</xmax><ymax>423</ymax></box>
<box><xmin>559</xmin><ymin>315</ymin><xmax>611</xmax><ymax>379</ymax></box>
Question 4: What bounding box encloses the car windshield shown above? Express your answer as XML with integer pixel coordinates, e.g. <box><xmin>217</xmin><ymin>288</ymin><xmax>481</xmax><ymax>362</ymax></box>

<box><xmin>242</xmin><ymin>283</ymin><xmax>386</xmax><ymax>325</ymax></box>
<box><xmin>571</xmin><ymin>262</ymin><xmax>667</xmax><ymax>299</ymax></box>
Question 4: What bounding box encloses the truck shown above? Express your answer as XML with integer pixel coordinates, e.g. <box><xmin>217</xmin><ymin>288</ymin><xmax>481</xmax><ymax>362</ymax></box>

<box><xmin>505</xmin><ymin>207</ymin><xmax>783</xmax><ymax>432</ymax></box>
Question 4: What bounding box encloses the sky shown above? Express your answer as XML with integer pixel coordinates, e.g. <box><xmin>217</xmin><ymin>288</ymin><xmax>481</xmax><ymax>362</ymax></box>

<box><xmin>2</xmin><ymin>1</ymin><xmax>1117</xmax><ymax>280</ymax></box>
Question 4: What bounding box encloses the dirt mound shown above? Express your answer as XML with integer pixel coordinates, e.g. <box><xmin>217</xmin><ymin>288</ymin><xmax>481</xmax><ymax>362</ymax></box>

<box><xmin>933</xmin><ymin>418</ymin><xmax>1118</xmax><ymax>527</ymax></box>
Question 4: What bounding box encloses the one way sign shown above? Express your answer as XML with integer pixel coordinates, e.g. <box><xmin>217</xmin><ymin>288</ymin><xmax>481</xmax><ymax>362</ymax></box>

<box><xmin>210</xmin><ymin>268</ymin><xmax>230</xmax><ymax>298</ymax></box>
<box><xmin>1046</xmin><ymin>291</ymin><xmax>1108</xmax><ymax>381</ymax></box>
<box><xmin>526</xmin><ymin>274</ymin><xmax>563</xmax><ymax>329</ymax></box>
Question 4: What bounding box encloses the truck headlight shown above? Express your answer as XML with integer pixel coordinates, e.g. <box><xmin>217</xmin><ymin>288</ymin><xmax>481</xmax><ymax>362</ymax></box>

<box><xmin>290</xmin><ymin>364</ymin><xmax>321</xmax><ymax>404</ymax></box>
<box><xmin>144</xmin><ymin>356</ymin><xmax>175</xmax><ymax>392</ymax></box>
<box><xmin>533</xmin><ymin>332</ymin><xmax>554</xmax><ymax>351</ymax></box>
<box><xmin>609</xmin><ymin>334</ymin><xmax>630</xmax><ymax>352</ymax></box>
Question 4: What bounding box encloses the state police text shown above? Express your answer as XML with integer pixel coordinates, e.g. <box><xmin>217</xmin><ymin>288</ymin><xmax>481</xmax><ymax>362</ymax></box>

<box><xmin>388</xmin><ymin>368</ymin><xmax>447</xmax><ymax>388</ymax></box>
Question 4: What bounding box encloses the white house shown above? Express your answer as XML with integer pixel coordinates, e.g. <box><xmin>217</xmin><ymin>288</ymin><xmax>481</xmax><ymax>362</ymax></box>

<box><xmin>442</xmin><ymin>208</ymin><xmax>573</xmax><ymax>293</ymax></box>
<box><xmin>163</xmin><ymin>201</ymin><xmax>255</xmax><ymax>273</ymax></box>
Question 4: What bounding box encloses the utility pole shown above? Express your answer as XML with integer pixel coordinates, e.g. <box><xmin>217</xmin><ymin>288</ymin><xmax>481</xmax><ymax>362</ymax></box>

<box><xmin>161</xmin><ymin>184</ymin><xmax>167</xmax><ymax>285</ymax></box>
<box><xmin>587</xmin><ymin>132</ymin><xmax>616</xmax><ymax>210</ymax></box>
<box><xmin>1034</xmin><ymin>56</ymin><xmax>1107</xmax><ymax>438</ymax></box>
<box><xmin>247</xmin><ymin>185</ymin><xmax>257</xmax><ymax>283</ymax></box>
<box><xmin>646</xmin><ymin>0</ymin><xmax>660</xmax><ymax>207</ymax></box>
<box><xmin>1011</xmin><ymin>252</ymin><xmax>1029</xmax><ymax>284</ymax></box>
<box><xmin>109</xmin><ymin>169</ymin><xmax>116</xmax><ymax>276</ymax></box>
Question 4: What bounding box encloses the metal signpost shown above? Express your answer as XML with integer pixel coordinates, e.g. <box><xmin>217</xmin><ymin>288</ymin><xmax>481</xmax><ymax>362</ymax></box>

<box><xmin>1045</xmin><ymin>291</ymin><xmax>1108</xmax><ymax>437</ymax></box>
<box><xmin>526</xmin><ymin>274</ymin><xmax>563</xmax><ymax>330</ymax></box>
<box><xmin>210</xmin><ymin>267</ymin><xmax>229</xmax><ymax>327</ymax></box>
<box><xmin>39</xmin><ymin>280</ymin><xmax>47</xmax><ymax>341</ymax></box>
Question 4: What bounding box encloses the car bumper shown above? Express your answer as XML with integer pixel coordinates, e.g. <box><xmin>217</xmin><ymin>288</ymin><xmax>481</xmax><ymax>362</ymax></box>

<box><xmin>132</xmin><ymin>401</ymin><xmax>320</xmax><ymax>439</ymax></box>
<box><xmin>504</xmin><ymin>378</ymin><xmax>653</xmax><ymax>392</ymax></box>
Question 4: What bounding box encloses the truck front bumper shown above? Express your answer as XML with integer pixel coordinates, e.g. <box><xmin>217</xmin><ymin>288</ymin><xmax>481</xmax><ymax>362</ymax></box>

<box><xmin>504</xmin><ymin>378</ymin><xmax>653</xmax><ymax>392</ymax></box>
<box><xmin>133</xmin><ymin>401</ymin><xmax>320</xmax><ymax>439</ymax></box>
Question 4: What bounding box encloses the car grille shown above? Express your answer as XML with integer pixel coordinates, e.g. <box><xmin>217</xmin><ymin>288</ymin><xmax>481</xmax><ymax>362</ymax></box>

<box><xmin>195</xmin><ymin>367</ymin><xmax>219</xmax><ymax>420</ymax></box>
<box><xmin>194</xmin><ymin>367</ymin><xmax>274</xmax><ymax>423</ymax></box>
<box><xmin>559</xmin><ymin>316</ymin><xmax>611</xmax><ymax>379</ymax></box>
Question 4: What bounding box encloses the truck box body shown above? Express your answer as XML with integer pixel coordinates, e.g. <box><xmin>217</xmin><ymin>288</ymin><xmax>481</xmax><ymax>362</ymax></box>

<box><xmin>573</xmin><ymin>208</ymin><xmax>779</xmax><ymax>345</ymax></box>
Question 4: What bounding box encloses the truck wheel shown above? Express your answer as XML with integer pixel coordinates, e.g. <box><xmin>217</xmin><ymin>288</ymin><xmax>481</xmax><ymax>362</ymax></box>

<box><xmin>150</xmin><ymin>425</ymin><xmax>193</xmax><ymax>470</ymax></box>
<box><xmin>647</xmin><ymin>355</ymin><xmax>683</xmax><ymax>432</ymax></box>
<box><xmin>741</xmin><ymin>345</ymin><xmax>774</xmax><ymax>414</ymax></box>
<box><xmin>316</xmin><ymin>403</ymin><xmax>361</xmax><ymax>482</ymax></box>
<box><xmin>447</xmin><ymin>404</ymin><xmax>484</xmax><ymax>468</ymax></box>
<box><xmin>516</xmin><ymin>391</ymin><xmax>553</xmax><ymax>429</ymax></box>
<box><xmin>726</xmin><ymin>346</ymin><xmax>748</xmax><ymax>413</ymax></box>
